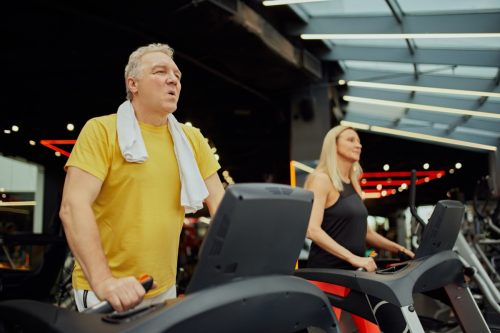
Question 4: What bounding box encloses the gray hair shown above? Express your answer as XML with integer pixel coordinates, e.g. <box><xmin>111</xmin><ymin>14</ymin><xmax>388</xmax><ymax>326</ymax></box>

<box><xmin>124</xmin><ymin>43</ymin><xmax>174</xmax><ymax>100</ymax></box>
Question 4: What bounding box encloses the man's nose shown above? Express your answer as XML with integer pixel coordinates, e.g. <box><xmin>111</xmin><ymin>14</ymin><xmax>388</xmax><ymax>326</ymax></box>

<box><xmin>166</xmin><ymin>74</ymin><xmax>178</xmax><ymax>84</ymax></box>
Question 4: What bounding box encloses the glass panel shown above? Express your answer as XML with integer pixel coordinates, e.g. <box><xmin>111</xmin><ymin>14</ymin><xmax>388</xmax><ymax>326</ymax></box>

<box><xmin>298</xmin><ymin>0</ymin><xmax>390</xmax><ymax>16</ymax></box>
<box><xmin>414</xmin><ymin>38</ymin><xmax>500</xmax><ymax>50</ymax></box>
<box><xmin>398</xmin><ymin>0</ymin><xmax>500</xmax><ymax>14</ymax></box>
<box><xmin>416</xmin><ymin>91</ymin><xmax>479</xmax><ymax>101</ymax></box>
<box><xmin>346</xmin><ymin>103</ymin><xmax>406</xmax><ymax>120</ymax></box>
<box><xmin>0</xmin><ymin>192</ymin><xmax>35</xmax><ymax>233</ymax></box>
<box><xmin>418</xmin><ymin>65</ymin><xmax>499</xmax><ymax>79</ymax></box>
<box><xmin>0</xmin><ymin>156</ymin><xmax>43</xmax><ymax>233</ymax></box>
<box><xmin>342</xmin><ymin>60</ymin><xmax>415</xmax><ymax>73</ymax></box>
<box><xmin>332</xmin><ymin>39</ymin><xmax>408</xmax><ymax>47</ymax></box>
<box><xmin>456</xmin><ymin>126</ymin><xmax>500</xmax><ymax>137</ymax></box>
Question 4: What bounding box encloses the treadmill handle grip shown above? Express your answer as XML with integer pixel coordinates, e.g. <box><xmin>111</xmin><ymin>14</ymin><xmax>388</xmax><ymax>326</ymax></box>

<box><xmin>82</xmin><ymin>274</ymin><xmax>154</xmax><ymax>314</ymax></box>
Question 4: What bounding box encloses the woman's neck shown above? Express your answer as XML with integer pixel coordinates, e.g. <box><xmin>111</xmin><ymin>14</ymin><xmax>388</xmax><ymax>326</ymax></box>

<box><xmin>337</xmin><ymin>159</ymin><xmax>352</xmax><ymax>183</ymax></box>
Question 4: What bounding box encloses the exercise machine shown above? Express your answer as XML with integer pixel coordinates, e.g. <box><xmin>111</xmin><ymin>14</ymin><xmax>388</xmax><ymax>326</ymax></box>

<box><xmin>295</xmin><ymin>170</ymin><xmax>491</xmax><ymax>332</ymax></box>
<box><xmin>296</xmin><ymin>198</ymin><xmax>490</xmax><ymax>332</ymax></box>
<box><xmin>0</xmin><ymin>183</ymin><xmax>338</xmax><ymax>333</ymax></box>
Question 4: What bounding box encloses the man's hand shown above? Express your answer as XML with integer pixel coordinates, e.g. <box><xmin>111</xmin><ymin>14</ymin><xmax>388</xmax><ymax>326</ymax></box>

<box><xmin>94</xmin><ymin>276</ymin><xmax>146</xmax><ymax>312</ymax></box>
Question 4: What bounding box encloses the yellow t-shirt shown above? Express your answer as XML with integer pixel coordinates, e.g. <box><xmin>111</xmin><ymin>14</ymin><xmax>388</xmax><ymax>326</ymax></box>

<box><xmin>66</xmin><ymin>114</ymin><xmax>220</xmax><ymax>297</ymax></box>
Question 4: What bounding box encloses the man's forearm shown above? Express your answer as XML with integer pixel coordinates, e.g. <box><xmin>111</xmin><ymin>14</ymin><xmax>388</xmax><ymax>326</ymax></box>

<box><xmin>61</xmin><ymin>205</ymin><xmax>112</xmax><ymax>289</ymax></box>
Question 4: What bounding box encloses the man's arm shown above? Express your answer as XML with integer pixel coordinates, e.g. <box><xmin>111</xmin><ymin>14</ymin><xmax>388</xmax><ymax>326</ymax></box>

<box><xmin>59</xmin><ymin>166</ymin><xmax>145</xmax><ymax>312</ymax></box>
<box><xmin>203</xmin><ymin>172</ymin><xmax>225</xmax><ymax>217</ymax></box>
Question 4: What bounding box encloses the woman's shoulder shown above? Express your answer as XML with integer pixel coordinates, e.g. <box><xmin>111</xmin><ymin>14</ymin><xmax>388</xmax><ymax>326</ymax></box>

<box><xmin>306</xmin><ymin>171</ymin><xmax>334</xmax><ymax>191</ymax></box>
<box><xmin>309</xmin><ymin>171</ymin><xmax>330</xmax><ymax>181</ymax></box>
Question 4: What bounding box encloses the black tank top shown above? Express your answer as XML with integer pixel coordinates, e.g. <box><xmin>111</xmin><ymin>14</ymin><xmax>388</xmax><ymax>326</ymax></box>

<box><xmin>307</xmin><ymin>182</ymin><xmax>368</xmax><ymax>270</ymax></box>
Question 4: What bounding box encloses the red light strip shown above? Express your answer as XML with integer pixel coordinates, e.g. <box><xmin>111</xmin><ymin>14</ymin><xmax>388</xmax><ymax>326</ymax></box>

<box><xmin>361</xmin><ymin>171</ymin><xmax>446</xmax><ymax>178</ymax></box>
<box><xmin>358</xmin><ymin>170</ymin><xmax>447</xmax><ymax>199</ymax></box>
<box><xmin>40</xmin><ymin>140</ymin><xmax>76</xmax><ymax>157</ymax></box>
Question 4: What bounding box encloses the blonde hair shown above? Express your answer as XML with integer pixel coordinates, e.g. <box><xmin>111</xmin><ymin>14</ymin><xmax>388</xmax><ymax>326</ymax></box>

<box><xmin>124</xmin><ymin>43</ymin><xmax>175</xmax><ymax>100</ymax></box>
<box><xmin>315</xmin><ymin>125</ymin><xmax>363</xmax><ymax>195</ymax></box>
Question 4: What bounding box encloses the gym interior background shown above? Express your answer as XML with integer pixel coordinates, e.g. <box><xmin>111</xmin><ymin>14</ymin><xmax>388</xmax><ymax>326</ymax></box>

<box><xmin>1</xmin><ymin>0</ymin><xmax>500</xmax><ymax>314</ymax></box>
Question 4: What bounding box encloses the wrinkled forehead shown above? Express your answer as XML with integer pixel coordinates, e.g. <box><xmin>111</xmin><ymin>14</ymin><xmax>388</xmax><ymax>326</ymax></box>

<box><xmin>140</xmin><ymin>51</ymin><xmax>178</xmax><ymax>70</ymax></box>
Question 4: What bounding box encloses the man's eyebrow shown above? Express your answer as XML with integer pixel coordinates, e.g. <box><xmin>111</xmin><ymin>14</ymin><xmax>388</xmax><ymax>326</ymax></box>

<box><xmin>150</xmin><ymin>64</ymin><xmax>182</xmax><ymax>77</ymax></box>
<box><xmin>151</xmin><ymin>64</ymin><xmax>167</xmax><ymax>70</ymax></box>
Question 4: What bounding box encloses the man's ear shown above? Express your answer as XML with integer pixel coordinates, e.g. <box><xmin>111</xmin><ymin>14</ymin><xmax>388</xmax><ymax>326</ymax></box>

<box><xmin>127</xmin><ymin>77</ymin><xmax>138</xmax><ymax>94</ymax></box>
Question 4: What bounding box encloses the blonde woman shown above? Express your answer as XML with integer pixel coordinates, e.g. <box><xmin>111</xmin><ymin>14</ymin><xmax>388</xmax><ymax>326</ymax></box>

<box><xmin>304</xmin><ymin>125</ymin><xmax>414</xmax><ymax>332</ymax></box>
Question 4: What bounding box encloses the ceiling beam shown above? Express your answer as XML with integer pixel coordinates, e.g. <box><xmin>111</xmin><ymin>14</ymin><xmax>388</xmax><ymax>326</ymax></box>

<box><xmin>384</xmin><ymin>0</ymin><xmax>404</xmax><ymax>24</ymax></box>
<box><xmin>210</xmin><ymin>0</ymin><xmax>322</xmax><ymax>79</ymax></box>
<box><xmin>322</xmin><ymin>46</ymin><xmax>500</xmax><ymax>67</ymax></box>
<box><xmin>287</xmin><ymin>12</ymin><xmax>500</xmax><ymax>35</ymax></box>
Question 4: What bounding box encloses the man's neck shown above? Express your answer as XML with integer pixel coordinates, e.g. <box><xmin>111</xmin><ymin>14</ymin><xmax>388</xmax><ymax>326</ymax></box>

<box><xmin>131</xmin><ymin>100</ymin><xmax>169</xmax><ymax>126</ymax></box>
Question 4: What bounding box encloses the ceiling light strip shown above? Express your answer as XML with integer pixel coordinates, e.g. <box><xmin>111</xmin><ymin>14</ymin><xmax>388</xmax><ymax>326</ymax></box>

<box><xmin>343</xmin><ymin>95</ymin><xmax>500</xmax><ymax>120</ymax></box>
<box><xmin>0</xmin><ymin>201</ymin><xmax>36</xmax><ymax>206</ymax></box>
<box><xmin>301</xmin><ymin>33</ymin><xmax>500</xmax><ymax>40</ymax></box>
<box><xmin>362</xmin><ymin>170</ymin><xmax>446</xmax><ymax>178</ymax></box>
<box><xmin>347</xmin><ymin>81</ymin><xmax>500</xmax><ymax>98</ymax></box>
<box><xmin>340</xmin><ymin>120</ymin><xmax>497</xmax><ymax>151</ymax></box>
<box><xmin>362</xmin><ymin>171</ymin><xmax>445</xmax><ymax>178</ymax></box>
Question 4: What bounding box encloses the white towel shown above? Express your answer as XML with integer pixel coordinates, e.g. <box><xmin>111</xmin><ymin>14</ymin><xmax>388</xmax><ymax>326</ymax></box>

<box><xmin>117</xmin><ymin>101</ymin><xmax>148</xmax><ymax>162</ymax></box>
<box><xmin>116</xmin><ymin>100</ymin><xmax>209</xmax><ymax>213</ymax></box>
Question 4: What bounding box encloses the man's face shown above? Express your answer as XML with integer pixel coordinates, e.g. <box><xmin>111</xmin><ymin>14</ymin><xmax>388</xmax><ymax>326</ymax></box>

<box><xmin>132</xmin><ymin>51</ymin><xmax>182</xmax><ymax>114</ymax></box>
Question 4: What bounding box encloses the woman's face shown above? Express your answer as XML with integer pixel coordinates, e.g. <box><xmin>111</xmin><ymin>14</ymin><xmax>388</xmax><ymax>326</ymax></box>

<box><xmin>336</xmin><ymin>129</ymin><xmax>362</xmax><ymax>163</ymax></box>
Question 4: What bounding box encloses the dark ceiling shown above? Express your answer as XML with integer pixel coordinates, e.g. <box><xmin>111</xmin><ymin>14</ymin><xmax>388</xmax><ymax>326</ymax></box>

<box><xmin>2</xmin><ymin>1</ymin><xmax>315</xmax><ymax>179</ymax></box>
<box><xmin>1</xmin><ymin>0</ymin><xmax>493</xmax><ymax>216</ymax></box>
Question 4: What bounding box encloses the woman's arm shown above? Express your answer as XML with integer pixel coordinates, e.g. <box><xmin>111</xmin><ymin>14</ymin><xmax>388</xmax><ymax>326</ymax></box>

<box><xmin>365</xmin><ymin>226</ymin><xmax>415</xmax><ymax>258</ymax></box>
<box><xmin>305</xmin><ymin>173</ymin><xmax>377</xmax><ymax>271</ymax></box>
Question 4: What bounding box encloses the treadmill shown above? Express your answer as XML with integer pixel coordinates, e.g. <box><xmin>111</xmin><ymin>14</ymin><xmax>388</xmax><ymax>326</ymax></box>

<box><xmin>295</xmin><ymin>199</ymin><xmax>491</xmax><ymax>333</ymax></box>
<box><xmin>0</xmin><ymin>183</ymin><xmax>338</xmax><ymax>333</ymax></box>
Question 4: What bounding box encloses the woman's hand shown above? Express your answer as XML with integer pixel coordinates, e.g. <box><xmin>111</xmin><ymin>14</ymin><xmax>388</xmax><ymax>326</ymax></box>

<box><xmin>399</xmin><ymin>247</ymin><xmax>415</xmax><ymax>260</ymax></box>
<box><xmin>349</xmin><ymin>255</ymin><xmax>377</xmax><ymax>272</ymax></box>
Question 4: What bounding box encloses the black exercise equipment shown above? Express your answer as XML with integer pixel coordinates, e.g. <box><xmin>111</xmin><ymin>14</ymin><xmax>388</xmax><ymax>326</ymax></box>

<box><xmin>296</xmin><ymin>196</ymin><xmax>491</xmax><ymax>332</ymax></box>
<box><xmin>0</xmin><ymin>233</ymin><xmax>68</xmax><ymax>301</ymax></box>
<box><xmin>0</xmin><ymin>183</ymin><xmax>338</xmax><ymax>333</ymax></box>
<box><xmin>1</xmin><ymin>200</ymin><xmax>69</xmax><ymax>303</ymax></box>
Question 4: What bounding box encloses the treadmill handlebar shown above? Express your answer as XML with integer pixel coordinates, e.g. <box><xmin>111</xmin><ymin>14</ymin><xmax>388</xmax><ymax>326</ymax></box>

<box><xmin>409</xmin><ymin>169</ymin><xmax>427</xmax><ymax>230</ymax></box>
<box><xmin>82</xmin><ymin>274</ymin><xmax>154</xmax><ymax>314</ymax></box>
